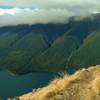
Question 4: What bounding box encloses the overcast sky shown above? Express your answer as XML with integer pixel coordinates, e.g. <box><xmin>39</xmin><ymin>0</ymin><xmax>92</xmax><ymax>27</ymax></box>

<box><xmin>0</xmin><ymin>0</ymin><xmax>100</xmax><ymax>26</ymax></box>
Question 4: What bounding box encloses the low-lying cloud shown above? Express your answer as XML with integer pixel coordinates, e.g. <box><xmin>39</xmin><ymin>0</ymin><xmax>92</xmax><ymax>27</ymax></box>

<box><xmin>0</xmin><ymin>0</ymin><xmax>100</xmax><ymax>26</ymax></box>
<box><xmin>0</xmin><ymin>8</ymin><xmax>76</xmax><ymax>26</ymax></box>
<box><xmin>0</xmin><ymin>0</ymin><xmax>100</xmax><ymax>9</ymax></box>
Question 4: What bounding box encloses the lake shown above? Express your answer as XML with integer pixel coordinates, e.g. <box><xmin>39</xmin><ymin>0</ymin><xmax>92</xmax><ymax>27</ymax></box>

<box><xmin>0</xmin><ymin>70</ymin><xmax>56</xmax><ymax>100</ymax></box>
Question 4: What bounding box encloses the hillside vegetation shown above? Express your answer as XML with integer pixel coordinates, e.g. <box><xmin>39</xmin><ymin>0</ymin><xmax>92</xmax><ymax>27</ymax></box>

<box><xmin>14</xmin><ymin>65</ymin><xmax>100</xmax><ymax>100</ymax></box>
<box><xmin>35</xmin><ymin>34</ymin><xmax>79</xmax><ymax>72</ymax></box>
<box><xmin>0</xmin><ymin>14</ymin><xmax>100</xmax><ymax>74</ymax></box>
<box><xmin>0</xmin><ymin>32</ymin><xmax>48</xmax><ymax>74</ymax></box>
<box><xmin>67</xmin><ymin>32</ymin><xmax>100</xmax><ymax>71</ymax></box>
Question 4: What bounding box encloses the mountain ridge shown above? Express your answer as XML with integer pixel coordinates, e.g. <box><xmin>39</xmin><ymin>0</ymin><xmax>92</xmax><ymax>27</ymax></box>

<box><xmin>0</xmin><ymin>14</ymin><xmax>100</xmax><ymax>74</ymax></box>
<box><xmin>11</xmin><ymin>65</ymin><xmax>100</xmax><ymax>100</ymax></box>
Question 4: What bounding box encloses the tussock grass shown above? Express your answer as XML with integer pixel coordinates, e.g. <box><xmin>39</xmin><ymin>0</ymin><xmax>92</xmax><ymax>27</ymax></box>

<box><xmin>19</xmin><ymin>65</ymin><xmax>100</xmax><ymax>100</ymax></box>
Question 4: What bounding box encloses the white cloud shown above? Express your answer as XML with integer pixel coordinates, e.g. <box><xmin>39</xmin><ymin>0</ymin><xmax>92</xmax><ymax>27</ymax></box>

<box><xmin>0</xmin><ymin>8</ymin><xmax>76</xmax><ymax>26</ymax></box>
<box><xmin>0</xmin><ymin>0</ymin><xmax>100</xmax><ymax>9</ymax></box>
<box><xmin>0</xmin><ymin>8</ymin><xmax>16</xmax><ymax>15</ymax></box>
<box><xmin>0</xmin><ymin>0</ymin><xmax>100</xmax><ymax>26</ymax></box>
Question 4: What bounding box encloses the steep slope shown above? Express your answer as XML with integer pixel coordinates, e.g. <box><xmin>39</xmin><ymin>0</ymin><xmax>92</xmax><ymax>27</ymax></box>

<box><xmin>0</xmin><ymin>32</ymin><xmax>18</xmax><ymax>57</ymax></box>
<box><xmin>34</xmin><ymin>33</ymin><xmax>80</xmax><ymax>72</ymax></box>
<box><xmin>0</xmin><ymin>24</ymin><xmax>71</xmax><ymax>74</ymax></box>
<box><xmin>14</xmin><ymin>65</ymin><xmax>100</xmax><ymax>100</ymax></box>
<box><xmin>1</xmin><ymin>14</ymin><xmax>100</xmax><ymax>74</ymax></box>
<box><xmin>67</xmin><ymin>32</ymin><xmax>100</xmax><ymax>71</ymax></box>
<box><xmin>31</xmin><ymin>14</ymin><xmax>100</xmax><ymax>72</ymax></box>
<box><xmin>0</xmin><ymin>32</ymin><xmax>49</xmax><ymax>74</ymax></box>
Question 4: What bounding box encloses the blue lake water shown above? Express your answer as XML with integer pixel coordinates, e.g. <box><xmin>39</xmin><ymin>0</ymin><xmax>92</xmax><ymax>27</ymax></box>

<box><xmin>0</xmin><ymin>71</ymin><xmax>56</xmax><ymax>100</ymax></box>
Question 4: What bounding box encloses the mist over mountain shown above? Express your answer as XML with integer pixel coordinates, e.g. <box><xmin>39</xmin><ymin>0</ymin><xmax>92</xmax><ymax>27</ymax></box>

<box><xmin>1</xmin><ymin>0</ymin><xmax>100</xmax><ymax>26</ymax></box>
<box><xmin>0</xmin><ymin>14</ymin><xmax>100</xmax><ymax>74</ymax></box>
<box><xmin>1</xmin><ymin>0</ymin><xmax>100</xmax><ymax>100</ymax></box>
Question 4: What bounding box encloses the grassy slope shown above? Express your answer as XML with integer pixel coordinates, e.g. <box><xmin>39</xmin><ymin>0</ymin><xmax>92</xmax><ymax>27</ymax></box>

<box><xmin>34</xmin><ymin>33</ymin><xmax>80</xmax><ymax>72</ymax></box>
<box><xmin>0</xmin><ymin>32</ymin><xmax>18</xmax><ymax>57</ymax></box>
<box><xmin>67</xmin><ymin>32</ymin><xmax>100</xmax><ymax>71</ymax></box>
<box><xmin>18</xmin><ymin>65</ymin><xmax>100</xmax><ymax>100</ymax></box>
<box><xmin>0</xmin><ymin>24</ymin><xmax>71</xmax><ymax>74</ymax></box>
<box><xmin>0</xmin><ymin>17</ymin><xmax>99</xmax><ymax>74</ymax></box>
<box><xmin>0</xmin><ymin>32</ymin><xmax>48</xmax><ymax>74</ymax></box>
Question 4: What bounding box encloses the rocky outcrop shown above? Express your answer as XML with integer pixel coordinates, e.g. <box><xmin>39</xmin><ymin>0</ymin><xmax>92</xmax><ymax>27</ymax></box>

<box><xmin>18</xmin><ymin>65</ymin><xmax>100</xmax><ymax>100</ymax></box>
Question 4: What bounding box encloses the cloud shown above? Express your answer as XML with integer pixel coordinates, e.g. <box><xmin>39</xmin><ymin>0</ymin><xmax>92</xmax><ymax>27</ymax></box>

<box><xmin>0</xmin><ymin>8</ymin><xmax>75</xmax><ymax>26</ymax></box>
<box><xmin>0</xmin><ymin>0</ymin><xmax>100</xmax><ymax>9</ymax></box>
<box><xmin>0</xmin><ymin>0</ymin><xmax>100</xmax><ymax>26</ymax></box>
<box><xmin>0</xmin><ymin>8</ymin><xmax>16</xmax><ymax>15</ymax></box>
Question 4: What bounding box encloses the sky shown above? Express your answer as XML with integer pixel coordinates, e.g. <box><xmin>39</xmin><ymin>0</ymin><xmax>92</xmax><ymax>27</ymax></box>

<box><xmin>0</xmin><ymin>0</ymin><xmax>100</xmax><ymax>26</ymax></box>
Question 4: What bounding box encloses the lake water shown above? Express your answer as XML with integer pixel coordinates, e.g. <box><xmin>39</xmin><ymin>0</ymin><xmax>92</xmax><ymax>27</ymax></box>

<box><xmin>0</xmin><ymin>71</ymin><xmax>56</xmax><ymax>100</ymax></box>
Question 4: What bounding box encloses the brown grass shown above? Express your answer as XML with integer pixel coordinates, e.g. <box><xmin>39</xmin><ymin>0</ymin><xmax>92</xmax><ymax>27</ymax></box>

<box><xmin>18</xmin><ymin>65</ymin><xmax>100</xmax><ymax>100</ymax></box>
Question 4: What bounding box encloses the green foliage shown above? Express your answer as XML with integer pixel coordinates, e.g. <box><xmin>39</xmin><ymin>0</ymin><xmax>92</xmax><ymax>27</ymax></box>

<box><xmin>67</xmin><ymin>32</ymin><xmax>100</xmax><ymax>71</ymax></box>
<box><xmin>0</xmin><ymin>32</ymin><xmax>18</xmax><ymax>57</ymax></box>
<box><xmin>0</xmin><ymin>32</ymin><xmax>17</xmax><ymax>48</ymax></box>
<box><xmin>33</xmin><ymin>33</ymin><xmax>80</xmax><ymax>72</ymax></box>
<box><xmin>0</xmin><ymin>32</ymin><xmax>48</xmax><ymax>74</ymax></box>
<box><xmin>1</xmin><ymin>15</ymin><xmax>100</xmax><ymax>74</ymax></box>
